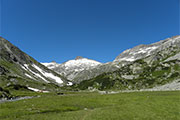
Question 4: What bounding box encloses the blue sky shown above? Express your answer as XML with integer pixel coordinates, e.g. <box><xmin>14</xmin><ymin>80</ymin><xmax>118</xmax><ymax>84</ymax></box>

<box><xmin>0</xmin><ymin>0</ymin><xmax>179</xmax><ymax>63</ymax></box>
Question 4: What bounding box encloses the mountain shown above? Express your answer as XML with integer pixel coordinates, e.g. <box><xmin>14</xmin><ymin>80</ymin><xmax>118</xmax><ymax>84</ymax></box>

<box><xmin>42</xmin><ymin>56</ymin><xmax>102</xmax><ymax>83</ymax></box>
<box><xmin>1</xmin><ymin>35</ymin><xmax>179</xmax><ymax>93</ymax></box>
<box><xmin>43</xmin><ymin>35</ymin><xmax>180</xmax><ymax>89</ymax></box>
<box><xmin>74</xmin><ymin>35</ymin><xmax>180</xmax><ymax>91</ymax></box>
<box><xmin>0</xmin><ymin>37</ymin><xmax>69</xmax><ymax>91</ymax></box>
<box><xmin>114</xmin><ymin>36</ymin><xmax>180</xmax><ymax>62</ymax></box>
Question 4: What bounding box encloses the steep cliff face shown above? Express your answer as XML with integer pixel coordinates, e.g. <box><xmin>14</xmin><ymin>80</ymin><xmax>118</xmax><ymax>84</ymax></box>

<box><xmin>0</xmin><ymin>37</ymin><xmax>68</xmax><ymax>90</ymax></box>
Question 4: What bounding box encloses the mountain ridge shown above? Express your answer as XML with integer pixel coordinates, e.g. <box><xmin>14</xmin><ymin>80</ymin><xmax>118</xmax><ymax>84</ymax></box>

<box><xmin>73</xmin><ymin>35</ymin><xmax>180</xmax><ymax>90</ymax></box>
<box><xmin>1</xmin><ymin>35</ymin><xmax>180</xmax><ymax>93</ymax></box>
<box><xmin>43</xmin><ymin>35</ymin><xmax>180</xmax><ymax>86</ymax></box>
<box><xmin>0</xmin><ymin>37</ymin><xmax>69</xmax><ymax>92</ymax></box>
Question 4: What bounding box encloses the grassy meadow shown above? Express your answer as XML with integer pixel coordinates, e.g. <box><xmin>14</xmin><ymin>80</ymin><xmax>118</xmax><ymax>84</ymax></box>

<box><xmin>0</xmin><ymin>90</ymin><xmax>179</xmax><ymax>120</ymax></box>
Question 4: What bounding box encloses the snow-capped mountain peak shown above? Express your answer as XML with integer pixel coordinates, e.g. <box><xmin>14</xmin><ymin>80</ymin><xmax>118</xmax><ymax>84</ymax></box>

<box><xmin>64</xmin><ymin>57</ymin><xmax>101</xmax><ymax>68</ymax></box>
<box><xmin>42</xmin><ymin>57</ymin><xmax>102</xmax><ymax>81</ymax></box>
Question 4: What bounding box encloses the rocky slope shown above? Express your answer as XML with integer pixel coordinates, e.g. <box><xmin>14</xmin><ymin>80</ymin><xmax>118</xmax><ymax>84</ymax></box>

<box><xmin>42</xmin><ymin>56</ymin><xmax>103</xmax><ymax>83</ymax></box>
<box><xmin>0</xmin><ymin>37</ymin><xmax>68</xmax><ymax>91</ymax></box>
<box><xmin>114</xmin><ymin>36</ymin><xmax>180</xmax><ymax>62</ymax></box>
<box><xmin>73</xmin><ymin>35</ymin><xmax>180</xmax><ymax>90</ymax></box>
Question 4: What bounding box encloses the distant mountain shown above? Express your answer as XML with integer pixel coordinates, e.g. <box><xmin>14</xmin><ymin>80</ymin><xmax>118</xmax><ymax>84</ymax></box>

<box><xmin>42</xmin><ymin>56</ymin><xmax>102</xmax><ymax>83</ymax></box>
<box><xmin>74</xmin><ymin>35</ymin><xmax>180</xmax><ymax>91</ymax></box>
<box><xmin>0</xmin><ymin>37</ymin><xmax>69</xmax><ymax>91</ymax></box>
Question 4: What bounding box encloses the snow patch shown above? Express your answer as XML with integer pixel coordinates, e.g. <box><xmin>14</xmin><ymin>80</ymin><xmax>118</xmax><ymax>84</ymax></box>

<box><xmin>23</xmin><ymin>64</ymin><xmax>49</xmax><ymax>83</ymax></box>
<box><xmin>137</xmin><ymin>46</ymin><xmax>157</xmax><ymax>54</ymax></box>
<box><xmin>116</xmin><ymin>46</ymin><xmax>158</xmax><ymax>62</ymax></box>
<box><xmin>25</xmin><ymin>73</ymin><xmax>34</xmax><ymax>79</ymax></box>
<box><xmin>27</xmin><ymin>87</ymin><xmax>49</xmax><ymax>93</ymax></box>
<box><xmin>21</xmin><ymin>65</ymin><xmax>28</xmax><ymax>71</ymax></box>
<box><xmin>27</xmin><ymin>87</ymin><xmax>39</xmax><ymax>92</ymax></box>
<box><xmin>118</xmin><ymin>57</ymin><xmax>135</xmax><ymax>62</ymax></box>
<box><xmin>67</xmin><ymin>82</ymin><xmax>73</xmax><ymax>86</ymax></box>
<box><xmin>41</xmin><ymin>62</ymin><xmax>59</xmax><ymax>69</ymax></box>
<box><xmin>43</xmin><ymin>72</ymin><xmax>63</xmax><ymax>84</ymax></box>
<box><xmin>32</xmin><ymin>64</ymin><xmax>63</xmax><ymax>84</ymax></box>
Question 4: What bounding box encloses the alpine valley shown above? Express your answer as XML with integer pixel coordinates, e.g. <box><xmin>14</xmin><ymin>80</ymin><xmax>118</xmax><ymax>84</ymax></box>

<box><xmin>0</xmin><ymin>35</ymin><xmax>180</xmax><ymax>99</ymax></box>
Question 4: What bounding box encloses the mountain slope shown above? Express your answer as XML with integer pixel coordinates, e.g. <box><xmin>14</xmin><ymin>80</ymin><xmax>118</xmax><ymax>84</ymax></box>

<box><xmin>42</xmin><ymin>56</ymin><xmax>102</xmax><ymax>83</ymax></box>
<box><xmin>114</xmin><ymin>36</ymin><xmax>180</xmax><ymax>62</ymax></box>
<box><xmin>74</xmin><ymin>35</ymin><xmax>180</xmax><ymax>90</ymax></box>
<box><xmin>0</xmin><ymin>37</ymin><xmax>68</xmax><ymax>91</ymax></box>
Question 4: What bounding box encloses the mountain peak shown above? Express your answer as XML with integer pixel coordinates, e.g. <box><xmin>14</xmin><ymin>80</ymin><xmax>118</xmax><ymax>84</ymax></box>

<box><xmin>75</xmin><ymin>56</ymin><xmax>84</xmax><ymax>60</ymax></box>
<box><xmin>51</xmin><ymin>61</ymin><xmax>57</xmax><ymax>63</ymax></box>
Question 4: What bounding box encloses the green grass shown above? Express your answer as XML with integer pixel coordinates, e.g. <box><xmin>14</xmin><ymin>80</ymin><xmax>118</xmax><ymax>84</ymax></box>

<box><xmin>0</xmin><ymin>91</ymin><xmax>179</xmax><ymax>120</ymax></box>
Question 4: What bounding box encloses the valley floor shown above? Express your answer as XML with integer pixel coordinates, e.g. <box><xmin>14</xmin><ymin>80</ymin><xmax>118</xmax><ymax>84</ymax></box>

<box><xmin>0</xmin><ymin>90</ymin><xmax>179</xmax><ymax>120</ymax></box>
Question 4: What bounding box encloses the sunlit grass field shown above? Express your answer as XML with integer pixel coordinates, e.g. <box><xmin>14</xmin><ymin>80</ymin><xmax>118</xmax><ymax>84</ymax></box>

<box><xmin>0</xmin><ymin>91</ymin><xmax>179</xmax><ymax>120</ymax></box>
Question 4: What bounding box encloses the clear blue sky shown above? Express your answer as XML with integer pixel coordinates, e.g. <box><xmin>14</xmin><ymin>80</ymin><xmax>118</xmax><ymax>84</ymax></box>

<box><xmin>0</xmin><ymin>0</ymin><xmax>179</xmax><ymax>63</ymax></box>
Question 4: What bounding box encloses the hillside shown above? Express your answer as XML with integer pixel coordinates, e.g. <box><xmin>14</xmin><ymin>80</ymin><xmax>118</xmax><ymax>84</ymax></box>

<box><xmin>0</xmin><ymin>37</ymin><xmax>69</xmax><ymax>94</ymax></box>
<box><xmin>74</xmin><ymin>35</ymin><xmax>180</xmax><ymax>90</ymax></box>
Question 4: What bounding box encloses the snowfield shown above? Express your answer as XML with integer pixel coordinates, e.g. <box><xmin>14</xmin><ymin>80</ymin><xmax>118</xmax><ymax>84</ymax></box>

<box><xmin>27</xmin><ymin>87</ymin><xmax>49</xmax><ymax>93</ymax></box>
<box><xmin>42</xmin><ymin>58</ymin><xmax>102</xmax><ymax>81</ymax></box>
<box><xmin>32</xmin><ymin>64</ymin><xmax>63</xmax><ymax>84</ymax></box>
<box><xmin>63</xmin><ymin>58</ymin><xmax>101</xmax><ymax>68</ymax></box>
<box><xmin>23</xmin><ymin>64</ymin><xmax>49</xmax><ymax>82</ymax></box>
<box><xmin>21</xmin><ymin>64</ymin><xmax>63</xmax><ymax>84</ymax></box>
